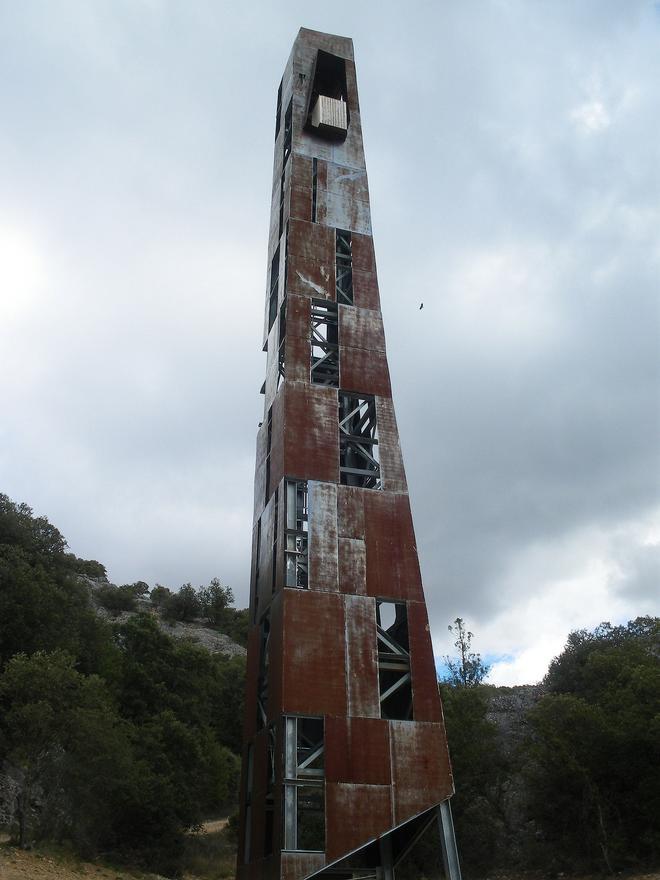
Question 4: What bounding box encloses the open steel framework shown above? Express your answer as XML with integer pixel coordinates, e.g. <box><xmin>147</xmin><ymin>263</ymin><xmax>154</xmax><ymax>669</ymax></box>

<box><xmin>237</xmin><ymin>28</ymin><xmax>461</xmax><ymax>880</ymax></box>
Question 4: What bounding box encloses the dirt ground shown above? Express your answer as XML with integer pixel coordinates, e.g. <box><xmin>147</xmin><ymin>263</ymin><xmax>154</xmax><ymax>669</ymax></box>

<box><xmin>1</xmin><ymin>845</ymin><xmax>658</xmax><ymax>880</ymax></box>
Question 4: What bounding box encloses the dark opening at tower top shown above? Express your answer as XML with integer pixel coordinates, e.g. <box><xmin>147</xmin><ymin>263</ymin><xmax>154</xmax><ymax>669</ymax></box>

<box><xmin>305</xmin><ymin>50</ymin><xmax>350</xmax><ymax>140</ymax></box>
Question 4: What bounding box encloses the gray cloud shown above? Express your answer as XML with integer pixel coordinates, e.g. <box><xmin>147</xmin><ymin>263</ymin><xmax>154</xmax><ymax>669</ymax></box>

<box><xmin>1</xmin><ymin>0</ymin><xmax>658</xmax><ymax>680</ymax></box>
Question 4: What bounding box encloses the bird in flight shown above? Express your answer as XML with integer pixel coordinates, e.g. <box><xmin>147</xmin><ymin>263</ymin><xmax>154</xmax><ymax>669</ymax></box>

<box><xmin>419</xmin><ymin>302</ymin><xmax>424</xmax><ymax>310</ymax></box>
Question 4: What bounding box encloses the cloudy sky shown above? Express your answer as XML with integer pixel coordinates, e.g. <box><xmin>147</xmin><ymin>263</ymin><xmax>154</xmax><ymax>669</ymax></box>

<box><xmin>1</xmin><ymin>1</ymin><xmax>658</xmax><ymax>685</ymax></box>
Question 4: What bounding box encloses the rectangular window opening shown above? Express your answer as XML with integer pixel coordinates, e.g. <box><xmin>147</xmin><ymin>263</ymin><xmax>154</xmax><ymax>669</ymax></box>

<box><xmin>310</xmin><ymin>299</ymin><xmax>339</xmax><ymax>387</ymax></box>
<box><xmin>376</xmin><ymin>600</ymin><xmax>412</xmax><ymax>721</ymax></box>
<box><xmin>339</xmin><ymin>393</ymin><xmax>381</xmax><ymax>489</ymax></box>
<box><xmin>285</xmin><ymin>480</ymin><xmax>308</xmax><ymax>588</ymax></box>
<box><xmin>268</xmin><ymin>246</ymin><xmax>280</xmax><ymax>332</ymax></box>
<box><xmin>335</xmin><ymin>229</ymin><xmax>353</xmax><ymax>305</ymax></box>
<box><xmin>284</xmin><ymin>716</ymin><xmax>325</xmax><ymax>852</ymax></box>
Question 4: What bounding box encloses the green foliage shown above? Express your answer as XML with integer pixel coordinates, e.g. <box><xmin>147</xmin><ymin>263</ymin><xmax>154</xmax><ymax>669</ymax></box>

<box><xmin>67</xmin><ymin>555</ymin><xmax>107</xmax><ymax>579</ymax></box>
<box><xmin>0</xmin><ymin>494</ymin><xmax>246</xmax><ymax>876</ymax></box>
<box><xmin>0</xmin><ymin>495</ymin><xmax>115</xmax><ymax>675</ymax></box>
<box><xmin>440</xmin><ymin>683</ymin><xmax>507</xmax><ymax>874</ymax></box>
<box><xmin>199</xmin><ymin>578</ymin><xmax>234</xmax><ymax>626</ymax></box>
<box><xmin>0</xmin><ymin>650</ymin><xmax>132</xmax><ymax>851</ymax></box>
<box><xmin>526</xmin><ymin>617</ymin><xmax>660</xmax><ymax>872</ymax></box>
<box><xmin>442</xmin><ymin>617</ymin><xmax>490</xmax><ymax>688</ymax></box>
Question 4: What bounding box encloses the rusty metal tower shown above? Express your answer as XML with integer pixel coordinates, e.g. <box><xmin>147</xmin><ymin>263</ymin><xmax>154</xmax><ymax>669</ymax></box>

<box><xmin>237</xmin><ymin>28</ymin><xmax>461</xmax><ymax>880</ymax></box>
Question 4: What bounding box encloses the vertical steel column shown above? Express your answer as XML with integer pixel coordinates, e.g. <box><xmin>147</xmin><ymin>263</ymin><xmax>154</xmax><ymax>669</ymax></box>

<box><xmin>438</xmin><ymin>800</ymin><xmax>462</xmax><ymax>880</ymax></box>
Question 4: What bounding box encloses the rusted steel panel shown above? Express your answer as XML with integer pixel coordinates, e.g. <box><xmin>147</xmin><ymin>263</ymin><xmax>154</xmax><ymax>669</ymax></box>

<box><xmin>285</xmin><ymin>293</ymin><xmax>311</xmax><ymax>339</ymax></box>
<box><xmin>252</xmin><ymin>728</ymin><xmax>269</xmax><ymax>797</ymax></box>
<box><xmin>249</xmin><ymin>787</ymin><xmax>266</xmax><ymax>867</ymax></box>
<box><xmin>339</xmin><ymin>304</ymin><xmax>385</xmax><ymax>352</ymax></box>
<box><xmin>375</xmin><ymin>397</ymin><xmax>407</xmax><ymax>493</ymax></box>
<box><xmin>351</xmin><ymin>232</ymin><xmax>376</xmax><ymax>273</ymax></box>
<box><xmin>268</xmin><ymin>391</ymin><xmax>285</xmax><ymax>500</ymax></box>
<box><xmin>257</xmin><ymin>495</ymin><xmax>275</xmax><ymax>620</ymax></box>
<box><xmin>326</xmin><ymin>783</ymin><xmax>393</xmax><ymax>862</ymax></box>
<box><xmin>282</xmin><ymin>589</ymin><xmax>347</xmax><ymax>716</ymax></box>
<box><xmin>326</xmin><ymin>716</ymin><xmax>391</xmax><ymax>785</ymax></box>
<box><xmin>337</xmin><ymin>485</ymin><xmax>365</xmax><ymax>539</ymax></box>
<box><xmin>325</xmin><ymin>161</ymin><xmax>370</xmax><ymax>203</ymax></box>
<box><xmin>287</xmin><ymin>254</ymin><xmax>333</xmax><ymax>301</ymax></box>
<box><xmin>390</xmin><ymin>721</ymin><xmax>454</xmax><ymax>824</ymax></box>
<box><xmin>364</xmin><ymin>492</ymin><xmax>424</xmax><ymax>602</ymax></box>
<box><xmin>289</xmin><ymin>185</ymin><xmax>312</xmax><ymax>223</ymax></box>
<box><xmin>290</xmin><ymin>153</ymin><xmax>313</xmax><ymax>188</ymax></box>
<box><xmin>340</xmin><ymin>346</ymin><xmax>391</xmax><ymax>398</ymax></box>
<box><xmin>324</xmin><ymin>191</ymin><xmax>372</xmax><ymax>236</ymax></box>
<box><xmin>243</xmin><ymin>626</ymin><xmax>260</xmax><ymax>742</ymax></box>
<box><xmin>309</xmin><ymin>481</ymin><xmax>339</xmax><ymax>591</ymax></box>
<box><xmin>280</xmin><ymin>852</ymin><xmax>325</xmax><ymax>880</ymax></box>
<box><xmin>338</xmin><ymin>536</ymin><xmax>366</xmax><ymax>595</ymax></box>
<box><xmin>285</xmin><ymin>333</ymin><xmax>310</xmax><ymax>385</ymax></box>
<box><xmin>267</xmin><ymin>592</ymin><xmax>284</xmax><ymax>723</ymax></box>
<box><xmin>352</xmin><ymin>268</ymin><xmax>381</xmax><ymax>311</ymax></box>
<box><xmin>288</xmin><ymin>218</ymin><xmax>334</xmax><ymax>263</ymax></box>
<box><xmin>344</xmin><ymin>594</ymin><xmax>380</xmax><ymax>717</ymax></box>
<box><xmin>253</xmin><ymin>458</ymin><xmax>267</xmax><ymax>524</ymax></box>
<box><xmin>408</xmin><ymin>601</ymin><xmax>443</xmax><ymax>723</ymax></box>
<box><xmin>283</xmin><ymin>384</ymin><xmax>339</xmax><ymax>483</ymax></box>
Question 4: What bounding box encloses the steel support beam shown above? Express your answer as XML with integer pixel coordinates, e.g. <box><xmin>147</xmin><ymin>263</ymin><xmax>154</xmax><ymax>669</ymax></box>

<box><xmin>438</xmin><ymin>800</ymin><xmax>462</xmax><ymax>880</ymax></box>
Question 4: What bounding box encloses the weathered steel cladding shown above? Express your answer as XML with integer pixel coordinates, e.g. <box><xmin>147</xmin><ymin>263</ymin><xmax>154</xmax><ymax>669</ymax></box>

<box><xmin>326</xmin><ymin>783</ymin><xmax>392</xmax><ymax>862</ymax></box>
<box><xmin>326</xmin><ymin>716</ymin><xmax>391</xmax><ymax>784</ymax></box>
<box><xmin>240</xmin><ymin>27</ymin><xmax>454</xmax><ymax>880</ymax></box>
<box><xmin>390</xmin><ymin>721</ymin><xmax>454</xmax><ymax>823</ymax></box>
<box><xmin>281</xmin><ymin>589</ymin><xmax>346</xmax><ymax>716</ymax></box>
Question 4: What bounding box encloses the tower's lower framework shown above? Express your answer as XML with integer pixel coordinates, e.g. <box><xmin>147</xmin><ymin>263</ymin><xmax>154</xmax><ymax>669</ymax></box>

<box><xmin>237</xmin><ymin>28</ymin><xmax>460</xmax><ymax>880</ymax></box>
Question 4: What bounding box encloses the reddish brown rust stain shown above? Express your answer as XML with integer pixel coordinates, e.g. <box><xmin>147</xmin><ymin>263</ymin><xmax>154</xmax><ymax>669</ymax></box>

<box><xmin>282</xmin><ymin>589</ymin><xmax>347</xmax><ymax>716</ymax></box>
<box><xmin>326</xmin><ymin>716</ymin><xmax>391</xmax><ymax>785</ymax></box>
<box><xmin>309</xmin><ymin>481</ymin><xmax>339</xmax><ymax>591</ymax></box>
<box><xmin>326</xmin><ymin>783</ymin><xmax>393</xmax><ymax>862</ymax></box>
<box><xmin>338</xmin><ymin>536</ymin><xmax>366</xmax><ymax>595</ymax></box>
<box><xmin>283</xmin><ymin>384</ymin><xmax>339</xmax><ymax>483</ymax></box>
<box><xmin>390</xmin><ymin>721</ymin><xmax>454</xmax><ymax>823</ymax></box>
<box><xmin>408</xmin><ymin>601</ymin><xmax>443</xmax><ymax>723</ymax></box>
<box><xmin>364</xmin><ymin>492</ymin><xmax>424</xmax><ymax>601</ymax></box>
<box><xmin>344</xmin><ymin>594</ymin><xmax>380</xmax><ymax>717</ymax></box>
<box><xmin>337</xmin><ymin>485</ymin><xmax>365</xmax><ymax>539</ymax></box>
<box><xmin>340</xmin><ymin>346</ymin><xmax>391</xmax><ymax>397</ymax></box>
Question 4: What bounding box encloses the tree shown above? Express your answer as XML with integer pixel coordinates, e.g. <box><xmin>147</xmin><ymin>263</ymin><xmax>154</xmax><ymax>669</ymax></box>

<box><xmin>199</xmin><ymin>578</ymin><xmax>234</xmax><ymax>626</ymax></box>
<box><xmin>0</xmin><ymin>650</ymin><xmax>131</xmax><ymax>849</ymax></box>
<box><xmin>442</xmin><ymin>617</ymin><xmax>490</xmax><ymax>687</ymax></box>
<box><xmin>525</xmin><ymin>617</ymin><xmax>660</xmax><ymax>872</ymax></box>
